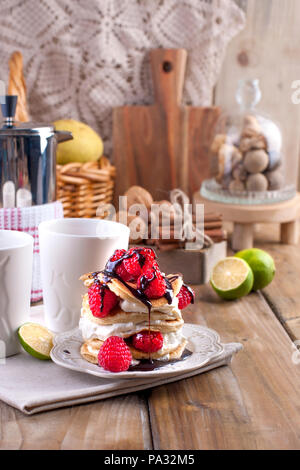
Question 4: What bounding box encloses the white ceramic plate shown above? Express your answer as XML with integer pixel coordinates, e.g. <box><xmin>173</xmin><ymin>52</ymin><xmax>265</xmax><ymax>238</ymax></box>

<box><xmin>50</xmin><ymin>323</ymin><xmax>224</xmax><ymax>379</ymax></box>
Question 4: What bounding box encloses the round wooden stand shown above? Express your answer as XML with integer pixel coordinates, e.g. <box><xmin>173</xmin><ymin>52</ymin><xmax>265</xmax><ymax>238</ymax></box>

<box><xmin>194</xmin><ymin>192</ymin><xmax>300</xmax><ymax>251</ymax></box>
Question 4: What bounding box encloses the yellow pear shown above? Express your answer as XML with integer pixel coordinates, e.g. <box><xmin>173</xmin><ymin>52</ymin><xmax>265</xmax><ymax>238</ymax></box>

<box><xmin>54</xmin><ymin>119</ymin><xmax>103</xmax><ymax>165</ymax></box>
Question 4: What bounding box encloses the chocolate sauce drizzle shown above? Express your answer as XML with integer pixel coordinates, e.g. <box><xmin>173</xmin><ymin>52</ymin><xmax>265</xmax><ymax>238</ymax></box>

<box><xmin>183</xmin><ymin>283</ymin><xmax>195</xmax><ymax>304</ymax></box>
<box><xmin>90</xmin><ymin>247</ymin><xmax>191</xmax><ymax>368</ymax></box>
<box><xmin>102</xmin><ymin>247</ymin><xmax>174</xmax><ymax>310</ymax></box>
<box><xmin>103</xmin><ymin>247</ymin><xmax>174</xmax><ymax>362</ymax></box>
<box><xmin>128</xmin><ymin>348</ymin><xmax>192</xmax><ymax>372</ymax></box>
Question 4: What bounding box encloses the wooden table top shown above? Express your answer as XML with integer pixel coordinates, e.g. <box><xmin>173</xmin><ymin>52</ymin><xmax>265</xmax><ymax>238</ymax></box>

<box><xmin>1</xmin><ymin>225</ymin><xmax>300</xmax><ymax>450</ymax></box>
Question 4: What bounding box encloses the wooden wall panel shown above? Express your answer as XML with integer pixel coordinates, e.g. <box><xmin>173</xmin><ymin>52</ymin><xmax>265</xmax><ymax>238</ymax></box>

<box><xmin>216</xmin><ymin>0</ymin><xmax>300</xmax><ymax>189</ymax></box>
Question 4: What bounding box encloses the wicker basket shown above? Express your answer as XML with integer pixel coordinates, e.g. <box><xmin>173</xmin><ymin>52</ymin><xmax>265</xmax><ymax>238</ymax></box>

<box><xmin>56</xmin><ymin>156</ymin><xmax>116</xmax><ymax>218</ymax></box>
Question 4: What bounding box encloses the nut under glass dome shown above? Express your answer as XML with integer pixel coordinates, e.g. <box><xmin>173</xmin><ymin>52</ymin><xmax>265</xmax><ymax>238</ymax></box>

<box><xmin>201</xmin><ymin>79</ymin><xmax>296</xmax><ymax>205</ymax></box>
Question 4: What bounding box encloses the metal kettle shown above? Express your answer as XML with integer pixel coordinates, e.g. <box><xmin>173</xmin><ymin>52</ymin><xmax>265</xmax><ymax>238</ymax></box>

<box><xmin>0</xmin><ymin>95</ymin><xmax>73</xmax><ymax>207</ymax></box>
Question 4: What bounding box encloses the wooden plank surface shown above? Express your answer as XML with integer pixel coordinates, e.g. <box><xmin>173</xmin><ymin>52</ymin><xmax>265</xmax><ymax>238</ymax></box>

<box><xmin>148</xmin><ymin>284</ymin><xmax>300</xmax><ymax>450</ymax></box>
<box><xmin>255</xmin><ymin>230</ymin><xmax>300</xmax><ymax>342</ymax></box>
<box><xmin>0</xmin><ymin>394</ymin><xmax>152</xmax><ymax>450</ymax></box>
<box><xmin>225</xmin><ymin>221</ymin><xmax>300</xmax><ymax>342</ymax></box>
<box><xmin>1</xmin><ymin>232</ymin><xmax>300</xmax><ymax>449</ymax></box>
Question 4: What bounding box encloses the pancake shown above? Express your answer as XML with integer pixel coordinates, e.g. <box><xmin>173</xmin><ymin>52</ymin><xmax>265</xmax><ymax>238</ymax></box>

<box><xmin>80</xmin><ymin>314</ymin><xmax>184</xmax><ymax>341</ymax></box>
<box><xmin>81</xmin><ymin>293</ymin><xmax>182</xmax><ymax>325</ymax></box>
<box><xmin>80</xmin><ymin>272</ymin><xmax>183</xmax><ymax>307</ymax></box>
<box><xmin>80</xmin><ymin>336</ymin><xmax>187</xmax><ymax>364</ymax></box>
<box><xmin>79</xmin><ymin>262</ymin><xmax>188</xmax><ymax>369</ymax></box>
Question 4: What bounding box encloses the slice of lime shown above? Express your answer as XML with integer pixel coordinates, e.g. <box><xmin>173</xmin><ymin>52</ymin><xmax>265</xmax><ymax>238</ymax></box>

<box><xmin>210</xmin><ymin>257</ymin><xmax>254</xmax><ymax>300</ymax></box>
<box><xmin>18</xmin><ymin>323</ymin><xmax>54</xmax><ymax>360</ymax></box>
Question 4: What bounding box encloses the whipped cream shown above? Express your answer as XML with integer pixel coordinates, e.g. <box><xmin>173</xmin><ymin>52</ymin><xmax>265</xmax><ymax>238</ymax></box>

<box><xmin>79</xmin><ymin>316</ymin><xmax>150</xmax><ymax>340</ymax></box>
<box><xmin>159</xmin><ymin>329</ymin><xmax>183</xmax><ymax>354</ymax></box>
<box><xmin>79</xmin><ymin>315</ymin><xmax>183</xmax><ymax>354</ymax></box>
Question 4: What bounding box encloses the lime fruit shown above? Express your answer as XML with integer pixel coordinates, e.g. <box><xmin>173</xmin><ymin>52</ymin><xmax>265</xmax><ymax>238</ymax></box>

<box><xmin>235</xmin><ymin>248</ymin><xmax>275</xmax><ymax>291</ymax></box>
<box><xmin>18</xmin><ymin>323</ymin><xmax>54</xmax><ymax>360</ymax></box>
<box><xmin>210</xmin><ymin>257</ymin><xmax>254</xmax><ymax>300</ymax></box>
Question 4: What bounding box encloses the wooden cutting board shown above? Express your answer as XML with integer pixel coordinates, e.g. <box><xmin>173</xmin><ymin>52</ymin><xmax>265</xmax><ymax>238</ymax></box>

<box><xmin>113</xmin><ymin>48</ymin><xmax>220</xmax><ymax>201</ymax></box>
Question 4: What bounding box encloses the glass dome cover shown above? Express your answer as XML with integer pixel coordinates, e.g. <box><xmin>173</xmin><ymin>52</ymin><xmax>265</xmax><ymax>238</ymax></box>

<box><xmin>201</xmin><ymin>79</ymin><xmax>296</xmax><ymax>204</ymax></box>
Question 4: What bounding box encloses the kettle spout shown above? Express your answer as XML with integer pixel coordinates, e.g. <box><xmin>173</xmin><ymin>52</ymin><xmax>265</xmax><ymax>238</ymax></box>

<box><xmin>55</xmin><ymin>130</ymin><xmax>73</xmax><ymax>143</ymax></box>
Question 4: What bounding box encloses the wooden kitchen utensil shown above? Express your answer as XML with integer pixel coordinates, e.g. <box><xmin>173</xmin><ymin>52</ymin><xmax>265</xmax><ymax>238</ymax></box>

<box><xmin>8</xmin><ymin>51</ymin><xmax>30</xmax><ymax>122</ymax></box>
<box><xmin>113</xmin><ymin>48</ymin><xmax>220</xmax><ymax>201</ymax></box>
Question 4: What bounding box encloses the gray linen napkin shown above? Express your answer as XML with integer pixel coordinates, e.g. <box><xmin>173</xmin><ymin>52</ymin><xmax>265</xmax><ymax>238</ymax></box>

<box><xmin>0</xmin><ymin>306</ymin><xmax>242</xmax><ymax>415</ymax></box>
<box><xmin>0</xmin><ymin>343</ymin><xmax>242</xmax><ymax>415</ymax></box>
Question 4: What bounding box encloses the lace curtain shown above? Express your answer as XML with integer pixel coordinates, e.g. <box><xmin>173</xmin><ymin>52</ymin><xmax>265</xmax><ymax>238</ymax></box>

<box><xmin>0</xmin><ymin>0</ymin><xmax>245</xmax><ymax>154</ymax></box>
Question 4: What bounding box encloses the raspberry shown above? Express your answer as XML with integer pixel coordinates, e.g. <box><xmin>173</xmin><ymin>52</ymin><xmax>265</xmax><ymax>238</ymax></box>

<box><xmin>137</xmin><ymin>247</ymin><xmax>156</xmax><ymax>262</ymax></box>
<box><xmin>108</xmin><ymin>247</ymin><xmax>157</xmax><ymax>282</ymax></box>
<box><xmin>106</xmin><ymin>249</ymin><xmax>125</xmax><ymax>271</ymax></box>
<box><xmin>132</xmin><ymin>330</ymin><xmax>163</xmax><ymax>353</ymax></box>
<box><xmin>177</xmin><ymin>285</ymin><xmax>195</xmax><ymax>310</ymax></box>
<box><xmin>122</xmin><ymin>252</ymin><xmax>142</xmax><ymax>279</ymax></box>
<box><xmin>122</xmin><ymin>252</ymin><xmax>150</xmax><ymax>280</ymax></box>
<box><xmin>109</xmin><ymin>249</ymin><xmax>126</xmax><ymax>262</ymax></box>
<box><xmin>98</xmin><ymin>336</ymin><xmax>132</xmax><ymax>372</ymax></box>
<box><xmin>88</xmin><ymin>283</ymin><xmax>118</xmax><ymax>318</ymax></box>
<box><xmin>115</xmin><ymin>263</ymin><xmax>133</xmax><ymax>282</ymax></box>
<box><xmin>106</xmin><ymin>249</ymin><xmax>132</xmax><ymax>281</ymax></box>
<box><xmin>123</xmin><ymin>247</ymin><xmax>156</xmax><ymax>278</ymax></box>
<box><xmin>141</xmin><ymin>249</ymin><xmax>157</xmax><ymax>271</ymax></box>
<box><xmin>128</xmin><ymin>246</ymin><xmax>156</xmax><ymax>258</ymax></box>
<box><xmin>137</xmin><ymin>266</ymin><xmax>166</xmax><ymax>299</ymax></box>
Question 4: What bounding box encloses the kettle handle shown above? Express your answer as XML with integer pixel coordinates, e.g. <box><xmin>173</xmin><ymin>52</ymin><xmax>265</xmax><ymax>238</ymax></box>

<box><xmin>55</xmin><ymin>130</ymin><xmax>73</xmax><ymax>143</ymax></box>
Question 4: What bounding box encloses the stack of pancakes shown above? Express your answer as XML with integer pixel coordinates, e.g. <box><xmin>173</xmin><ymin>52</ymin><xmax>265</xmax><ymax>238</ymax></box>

<box><xmin>79</xmin><ymin>272</ymin><xmax>187</xmax><ymax>364</ymax></box>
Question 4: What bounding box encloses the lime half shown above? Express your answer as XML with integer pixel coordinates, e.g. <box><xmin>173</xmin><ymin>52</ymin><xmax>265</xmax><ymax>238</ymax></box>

<box><xmin>210</xmin><ymin>257</ymin><xmax>254</xmax><ymax>300</ymax></box>
<box><xmin>235</xmin><ymin>248</ymin><xmax>275</xmax><ymax>291</ymax></box>
<box><xmin>18</xmin><ymin>323</ymin><xmax>54</xmax><ymax>360</ymax></box>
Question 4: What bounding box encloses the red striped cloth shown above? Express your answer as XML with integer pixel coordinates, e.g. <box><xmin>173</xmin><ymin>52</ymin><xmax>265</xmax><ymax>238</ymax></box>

<box><xmin>0</xmin><ymin>201</ymin><xmax>64</xmax><ymax>302</ymax></box>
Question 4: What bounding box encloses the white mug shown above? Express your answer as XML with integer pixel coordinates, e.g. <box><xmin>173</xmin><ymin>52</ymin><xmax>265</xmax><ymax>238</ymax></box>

<box><xmin>0</xmin><ymin>230</ymin><xmax>33</xmax><ymax>358</ymax></box>
<box><xmin>39</xmin><ymin>218</ymin><xmax>130</xmax><ymax>332</ymax></box>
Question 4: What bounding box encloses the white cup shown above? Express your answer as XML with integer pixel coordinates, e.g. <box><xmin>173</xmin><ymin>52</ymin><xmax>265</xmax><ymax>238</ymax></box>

<box><xmin>39</xmin><ymin>218</ymin><xmax>130</xmax><ymax>332</ymax></box>
<box><xmin>0</xmin><ymin>230</ymin><xmax>33</xmax><ymax>358</ymax></box>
